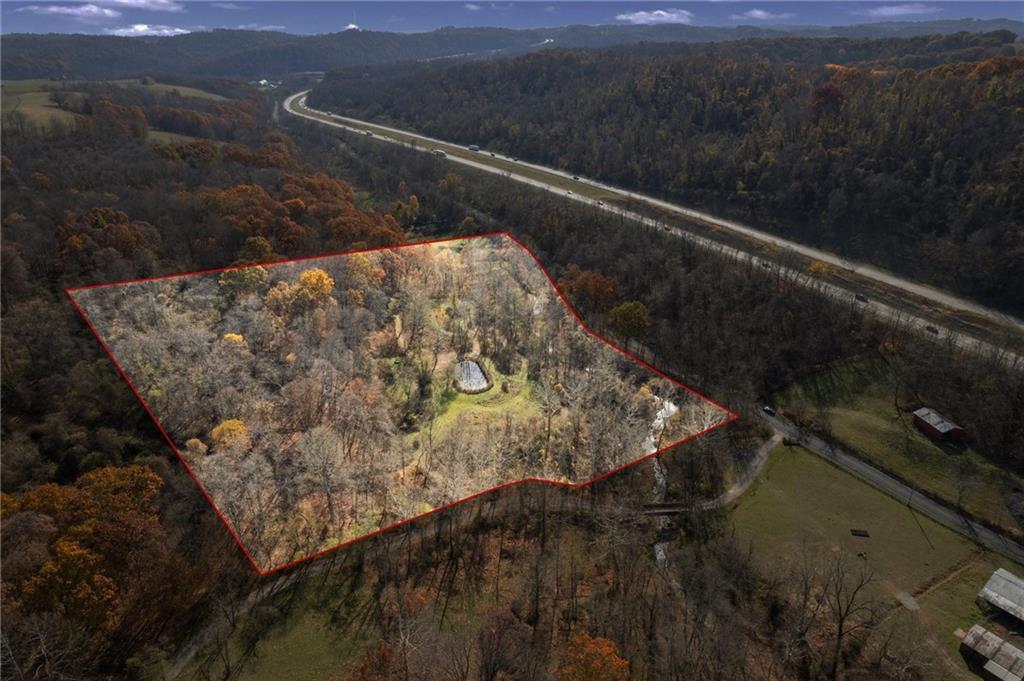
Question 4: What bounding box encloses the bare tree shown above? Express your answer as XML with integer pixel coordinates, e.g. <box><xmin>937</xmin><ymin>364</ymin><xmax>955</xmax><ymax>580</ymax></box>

<box><xmin>823</xmin><ymin>553</ymin><xmax>877</xmax><ymax>680</ymax></box>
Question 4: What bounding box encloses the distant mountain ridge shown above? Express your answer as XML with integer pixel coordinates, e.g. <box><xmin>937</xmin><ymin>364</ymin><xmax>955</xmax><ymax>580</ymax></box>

<box><xmin>3</xmin><ymin>18</ymin><xmax>1022</xmax><ymax>80</ymax></box>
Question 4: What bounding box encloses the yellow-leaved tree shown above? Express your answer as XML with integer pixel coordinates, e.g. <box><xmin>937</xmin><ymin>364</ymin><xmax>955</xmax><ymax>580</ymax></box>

<box><xmin>265</xmin><ymin>267</ymin><xmax>334</xmax><ymax>319</ymax></box>
<box><xmin>210</xmin><ymin>418</ymin><xmax>250</xmax><ymax>453</ymax></box>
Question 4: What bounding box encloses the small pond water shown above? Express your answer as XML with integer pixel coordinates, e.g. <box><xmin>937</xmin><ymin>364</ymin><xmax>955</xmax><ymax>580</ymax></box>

<box><xmin>455</xmin><ymin>360</ymin><xmax>489</xmax><ymax>393</ymax></box>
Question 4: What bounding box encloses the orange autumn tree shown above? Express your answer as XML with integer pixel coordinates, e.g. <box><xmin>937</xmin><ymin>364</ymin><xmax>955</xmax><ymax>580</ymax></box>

<box><xmin>557</xmin><ymin>631</ymin><xmax>629</xmax><ymax>681</ymax></box>
<box><xmin>200</xmin><ymin>183</ymin><xmax>313</xmax><ymax>250</ymax></box>
<box><xmin>57</xmin><ymin>207</ymin><xmax>160</xmax><ymax>278</ymax></box>
<box><xmin>201</xmin><ymin>184</ymin><xmax>286</xmax><ymax>233</ymax></box>
<box><xmin>558</xmin><ymin>265</ymin><xmax>619</xmax><ymax>312</ymax></box>
<box><xmin>91</xmin><ymin>99</ymin><xmax>148</xmax><ymax>139</ymax></box>
<box><xmin>278</xmin><ymin>172</ymin><xmax>406</xmax><ymax>248</ymax></box>
<box><xmin>3</xmin><ymin>465</ymin><xmax>174</xmax><ymax>632</ymax></box>
<box><xmin>201</xmin><ymin>175</ymin><xmax>404</xmax><ymax>254</ymax></box>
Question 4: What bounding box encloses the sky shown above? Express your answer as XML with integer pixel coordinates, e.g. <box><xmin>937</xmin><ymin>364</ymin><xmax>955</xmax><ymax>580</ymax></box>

<box><xmin>1</xmin><ymin>1</ymin><xmax>1021</xmax><ymax>37</ymax></box>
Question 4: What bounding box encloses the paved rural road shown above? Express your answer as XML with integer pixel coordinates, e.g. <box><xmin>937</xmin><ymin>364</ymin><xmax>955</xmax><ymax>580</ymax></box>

<box><xmin>283</xmin><ymin>91</ymin><xmax>1023</xmax><ymax>364</ymax></box>
<box><xmin>758</xmin><ymin>413</ymin><xmax>1024</xmax><ymax>565</ymax></box>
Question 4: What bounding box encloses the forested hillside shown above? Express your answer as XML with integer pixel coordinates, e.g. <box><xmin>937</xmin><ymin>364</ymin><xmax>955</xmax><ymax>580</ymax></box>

<box><xmin>0</xmin><ymin>82</ymin><xmax>407</xmax><ymax>676</ymax></box>
<box><xmin>309</xmin><ymin>33</ymin><xmax>1024</xmax><ymax>315</ymax></box>
<box><xmin>2</xmin><ymin>62</ymin><xmax>1022</xmax><ymax>677</ymax></box>
<box><xmin>3</xmin><ymin>18</ymin><xmax>1021</xmax><ymax>80</ymax></box>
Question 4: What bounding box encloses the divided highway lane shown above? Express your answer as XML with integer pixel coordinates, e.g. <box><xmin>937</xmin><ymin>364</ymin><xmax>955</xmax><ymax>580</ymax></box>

<box><xmin>283</xmin><ymin>91</ymin><xmax>1023</xmax><ymax>364</ymax></box>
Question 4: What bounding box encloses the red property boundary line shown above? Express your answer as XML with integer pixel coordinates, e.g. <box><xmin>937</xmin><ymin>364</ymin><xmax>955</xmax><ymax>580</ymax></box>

<box><xmin>65</xmin><ymin>230</ymin><xmax>739</xmax><ymax>577</ymax></box>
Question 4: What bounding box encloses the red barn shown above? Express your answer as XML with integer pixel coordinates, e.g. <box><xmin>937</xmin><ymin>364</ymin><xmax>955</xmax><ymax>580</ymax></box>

<box><xmin>913</xmin><ymin>407</ymin><xmax>964</xmax><ymax>443</ymax></box>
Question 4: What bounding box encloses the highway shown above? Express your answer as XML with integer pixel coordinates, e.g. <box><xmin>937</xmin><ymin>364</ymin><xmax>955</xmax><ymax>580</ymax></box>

<box><xmin>283</xmin><ymin>90</ymin><xmax>1022</xmax><ymax>364</ymax></box>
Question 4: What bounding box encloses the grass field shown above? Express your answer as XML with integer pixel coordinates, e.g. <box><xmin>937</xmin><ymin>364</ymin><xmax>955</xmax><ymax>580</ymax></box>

<box><xmin>3</xmin><ymin>78</ymin><xmax>226</xmax><ymax>101</ymax></box>
<box><xmin>732</xmin><ymin>444</ymin><xmax>1021</xmax><ymax>679</ymax></box>
<box><xmin>775</xmin><ymin>358</ymin><xmax>1022</xmax><ymax>538</ymax></box>
<box><xmin>733</xmin><ymin>445</ymin><xmax>975</xmax><ymax>594</ymax></box>
<box><xmin>428</xmin><ymin>358</ymin><xmax>539</xmax><ymax>442</ymax></box>
<box><xmin>2</xmin><ymin>78</ymin><xmax>226</xmax><ymax>129</ymax></box>
<box><xmin>118</xmin><ymin>79</ymin><xmax>227</xmax><ymax>101</ymax></box>
<box><xmin>233</xmin><ymin>610</ymin><xmax>361</xmax><ymax>681</ymax></box>
<box><xmin>1</xmin><ymin>82</ymin><xmax>82</xmax><ymax>126</ymax></box>
<box><xmin>179</xmin><ymin>587</ymin><xmax>364</xmax><ymax>681</ymax></box>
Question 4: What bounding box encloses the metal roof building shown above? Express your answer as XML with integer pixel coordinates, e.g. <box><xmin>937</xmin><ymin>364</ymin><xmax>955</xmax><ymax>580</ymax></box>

<box><xmin>961</xmin><ymin>625</ymin><xmax>1024</xmax><ymax>681</ymax></box>
<box><xmin>980</xmin><ymin>569</ymin><xmax>1024</xmax><ymax>622</ymax></box>
<box><xmin>913</xmin><ymin>406</ymin><xmax>964</xmax><ymax>441</ymax></box>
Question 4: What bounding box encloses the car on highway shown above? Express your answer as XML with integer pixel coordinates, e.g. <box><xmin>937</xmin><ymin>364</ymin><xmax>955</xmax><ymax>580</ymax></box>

<box><xmin>855</xmin><ymin>294</ymin><xmax>869</xmax><ymax>303</ymax></box>
<box><xmin>925</xmin><ymin>324</ymin><xmax>940</xmax><ymax>334</ymax></box>
<box><xmin>432</xmin><ymin>149</ymin><xmax>447</xmax><ymax>158</ymax></box>
<box><xmin>762</xmin><ymin>405</ymin><xmax>776</xmax><ymax>416</ymax></box>
<box><xmin>364</xmin><ymin>130</ymin><xmax>373</xmax><ymax>136</ymax></box>
<box><xmin>566</xmin><ymin>191</ymin><xmax>573</xmax><ymax>195</ymax></box>
<box><xmin>572</xmin><ymin>175</ymin><xmax>580</xmax><ymax>180</ymax></box>
<box><xmin>596</xmin><ymin>201</ymin><xmax>604</xmax><ymax>206</ymax></box>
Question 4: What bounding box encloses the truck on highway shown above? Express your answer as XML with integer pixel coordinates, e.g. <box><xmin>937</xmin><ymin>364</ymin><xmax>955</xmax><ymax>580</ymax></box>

<box><xmin>468</xmin><ymin>144</ymin><xmax>480</xmax><ymax>152</ymax></box>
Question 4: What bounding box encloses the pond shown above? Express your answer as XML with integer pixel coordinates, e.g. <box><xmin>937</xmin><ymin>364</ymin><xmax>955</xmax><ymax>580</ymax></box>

<box><xmin>454</xmin><ymin>359</ymin><xmax>490</xmax><ymax>393</ymax></box>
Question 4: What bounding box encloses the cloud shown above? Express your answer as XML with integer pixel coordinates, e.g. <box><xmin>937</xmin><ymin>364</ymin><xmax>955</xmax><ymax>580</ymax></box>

<box><xmin>211</xmin><ymin>2</ymin><xmax>247</xmax><ymax>8</ymax></box>
<box><xmin>237</xmin><ymin>23</ymin><xmax>284</xmax><ymax>31</ymax></box>
<box><xmin>15</xmin><ymin>4</ymin><xmax>121</xmax><ymax>20</ymax></box>
<box><xmin>463</xmin><ymin>3</ymin><xmax>481</xmax><ymax>10</ymax></box>
<box><xmin>101</xmin><ymin>0</ymin><xmax>184</xmax><ymax>11</ymax></box>
<box><xmin>731</xmin><ymin>9</ymin><xmax>795</xmax><ymax>21</ymax></box>
<box><xmin>104</xmin><ymin>22</ymin><xmax>190</xmax><ymax>36</ymax></box>
<box><xmin>854</xmin><ymin>3</ymin><xmax>941</xmax><ymax>18</ymax></box>
<box><xmin>615</xmin><ymin>8</ymin><xmax>695</xmax><ymax>25</ymax></box>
